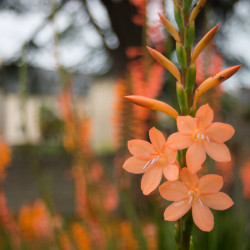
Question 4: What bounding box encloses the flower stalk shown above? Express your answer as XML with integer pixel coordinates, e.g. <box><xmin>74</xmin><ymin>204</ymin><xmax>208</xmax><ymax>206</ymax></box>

<box><xmin>123</xmin><ymin>1</ymin><xmax>240</xmax><ymax>249</ymax></box>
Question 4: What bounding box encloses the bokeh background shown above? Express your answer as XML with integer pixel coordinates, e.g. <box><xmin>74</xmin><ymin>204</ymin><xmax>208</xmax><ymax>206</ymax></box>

<box><xmin>0</xmin><ymin>0</ymin><xmax>249</xmax><ymax>249</ymax></box>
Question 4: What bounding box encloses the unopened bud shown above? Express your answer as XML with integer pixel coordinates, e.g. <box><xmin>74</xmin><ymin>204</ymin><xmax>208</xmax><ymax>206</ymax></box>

<box><xmin>176</xmin><ymin>43</ymin><xmax>187</xmax><ymax>70</ymax></box>
<box><xmin>185</xmin><ymin>21</ymin><xmax>195</xmax><ymax>50</ymax></box>
<box><xmin>186</xmin><ymin>63</ymin><xmax>196</xmax><ymax>94</ymax></box>
<box><xmin>177</xmin><ymin>82</ymin><xmax>188</xmax><ymax>115</ymax></box>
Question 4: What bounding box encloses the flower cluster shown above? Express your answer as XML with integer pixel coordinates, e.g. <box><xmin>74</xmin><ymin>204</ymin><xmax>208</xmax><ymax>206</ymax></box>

<box><xmin>122</xmin><ymin>0</ymin><xmax>240</xmax><ymax>236</ymax></box>
<box><xmin>122</xmin><ymin>104</ymin><xmax>234</xmax><ymax>231</ymax></box>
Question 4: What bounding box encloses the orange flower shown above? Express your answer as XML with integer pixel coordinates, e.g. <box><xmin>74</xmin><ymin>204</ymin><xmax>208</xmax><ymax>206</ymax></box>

<box><xmin>123</xmin><ymin>127</ymin><xmax>179</xmax><ymax>195</ymax></box>
<box><xmin>159</xmin><ymin>168</ymin><xmax>234</xmax><ymax>232</ymax></box>
<box><xmin>167</xmin><ymin>104</ymin><xmax>234</xmax><ymax>173</ymax></box>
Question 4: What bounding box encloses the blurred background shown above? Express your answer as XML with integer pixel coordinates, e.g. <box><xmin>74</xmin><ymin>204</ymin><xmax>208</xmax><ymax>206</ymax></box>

<box><xmin>0</xmin><ymin>0</ymin><xmax>249</xmax><ymax>249</ymax></box>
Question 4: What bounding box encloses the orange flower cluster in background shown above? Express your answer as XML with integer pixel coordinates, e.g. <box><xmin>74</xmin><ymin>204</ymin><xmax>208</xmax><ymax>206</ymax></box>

<box><xmin>18</xmin><ymin>200</ymin><xmax>59</xmax><ymax>241</ymax></box>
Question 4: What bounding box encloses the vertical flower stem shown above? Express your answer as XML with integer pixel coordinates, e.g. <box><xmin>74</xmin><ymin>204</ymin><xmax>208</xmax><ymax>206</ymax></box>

<box><xmin>174</xmin><ymin>0</ymin><xmax>194</xmax><ymax>249</ymax></box>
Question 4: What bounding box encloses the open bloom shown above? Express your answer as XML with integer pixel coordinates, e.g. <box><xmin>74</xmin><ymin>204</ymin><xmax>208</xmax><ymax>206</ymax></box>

<box><xmin>167</xmin><ymin>104</ymin><xmax>234</xmax><ymax>173</ymax></box>
<box><xmin>123</xmin><ymin>127</ymin><xmax>179</xmax><ymax>195</ymax></box>
<box><xmin>159</xmin><ymin>168</ymin><xmax>234</xmax><ymax>232</ymax></box>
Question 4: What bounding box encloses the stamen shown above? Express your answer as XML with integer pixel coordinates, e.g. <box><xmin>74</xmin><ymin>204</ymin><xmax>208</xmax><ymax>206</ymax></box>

<box><xmin>188</xmin><ymin>190</ymin><xmax>192</xmax><ymax>195</ymax></box>
<box><xmin>201</xmin><ymin>134</ymin><xmax>205</xmax><ymax>140</ymax></box>
<box><xmin>143</xmin><ymin>161</ymin><xmax>151</xmax><ymax>170</ymax></box>
<box><xmin>206</xmin><ymin>136</ymin><xmax>210</xmax><ymax>142</ymax></box>
<box><xmin>196</xmin><ymin>133</ymin><xmax>200</xmax><ymax>139</ymax></box>
<box><xmin>155</xmin><ymin>156</ymin><xmax>160</xmax><ymax>162</ymax></box>
<box><xmin>189</xmin><ymin>196</ymin><xmax>193</xmax><ymax>204</ymax></box>
<box><xmin>198</xmin><ymin>198</ymin><xmax>203</xmax><ymax>206</ymax></box>
<box><xmin>151</xmin><ymin>158</ymin><xmax>156</xmax><ymax>165</ymax></box>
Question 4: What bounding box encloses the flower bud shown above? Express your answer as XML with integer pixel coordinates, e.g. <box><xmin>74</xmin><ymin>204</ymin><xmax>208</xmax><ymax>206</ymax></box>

<box><xmin>185</xmin><ymin>21</ymin><xmax>195</xmax><ymax>50</ymax></box>
<box><xmin>147</xmin><ymin>46</ymin><xmax>181</xmax><ymax>82</ymax></box>
<box><xmin>189</xmin><ymin>0</ymin><xmax>207</xmax><ymax>22</ymax></box>
<box><xmin>124</xmin><ymin>95</ymin><xmax>179</xmax><ymax>119</ymax></box>
<box><xmin>193</xmin><ymin>65</ymin><xmax>242</xmax><ymax>107</ymax></box>
<box><xmin>176</xmin><ymin>42</ymin><xmax>187</xmax><ymax>70</ymax></box>
<box><xmin>191</xmin><ymin>24</ymin><xmax>220</xmax><ymax>64</ymax></box>
<box><xmin>158</xmin><ymin>13</ymin><xmax>181</xmax><ymax>43</ymax></box>
<box><xmin>177</xmin><ymin>82</ymin><xmax>188</xmax><ymax>115</ymax></box>
<box><xmin>174</xmin><ymin>3</ymin><xmax>184</xmax><ymax>31</ymax></box>
<box><xmin>186</xmin><ymin>63</ymin><xmax>196</xmax><ymax>94</ymax></box>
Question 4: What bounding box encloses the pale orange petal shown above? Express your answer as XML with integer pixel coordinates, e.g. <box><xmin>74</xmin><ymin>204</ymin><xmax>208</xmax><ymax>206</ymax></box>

<box><xmin>122</xmin><ymin>157</ymin><xmax>146</xmax><ymax>174</ymax></box>
<box><xmin>198</xmin><ymin>174</ymin><xmax>223</xmax><ymax>194</ymax></box>
<box><xmin>205</xmin><ymin>123</ymin><xmax>235</xmax><ymax>143</ymax></box>
<box><xmin>141</xmin><ymin>167</ymin><xmax>162</xmax><ymax>195</ymax></box>
<box><xmin>180</xmin><ymin>167</ymin><xmax>198</xmax><ymax>188</ymax></box>
<box><xmin>201</xmin><ymin>192</ymin><xmax>234</xmax><ymax>210</ymax></box>
<box><xmin>167</xmin><ymin>132</ymin><xmax>193</xmax><ymax>150</ymax></box>
<box><xmin>204</xmin><ymin>141</ymin><xmax>231</xmax><ymax>162</ymax></box>
<box><xmin>149</xmin><ymin>127</ymin><xmax>166</xmax><ymax>151</ymax></box>
<box><xmin>159</xmin><ymin>181</ymin><xmax>189</xmax><ymax>201</ymax></box>
<box><xmin>163</xmin><ymin>144</ymin><xmax>177</xmax><ymax>163</ymax></box>
<box><xmin>163</xmin><ymin>164</ymin><xmax>179</xmax><ymax>181</ymax></box>
<box><xmin>186</xmin><ymin>142</ymin><xmax>206</xmax><ymax>173</ymax></box>
<box><xmin>177</xmin><ymin>116</ymin><xmax>197</xmax><ymax>134</ymax></box>
<box><xmin>128</xmin><ymin>140</ymin><xmax>154</xmax><ymax>159</ymax></box>
<box><xmin>195</xmin><ymin>104</ymin><xmax>214</xmax><ymax>129</ymax></box>
<box><xmin>192</xmin><ymin>199</ymin><xmax>214</xmax><ymax>232</ymax></box>
<box><xmin>164</xmin><ymin>199</ymin><xmax>191</xmax><ymax>221</ymax></box>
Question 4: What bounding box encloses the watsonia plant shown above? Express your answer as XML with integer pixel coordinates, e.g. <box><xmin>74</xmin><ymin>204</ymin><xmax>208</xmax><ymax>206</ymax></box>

<box><xmin>122</xmin><ymin>0</ymin><xmax>241</xmax><ymax>249</ymax></box>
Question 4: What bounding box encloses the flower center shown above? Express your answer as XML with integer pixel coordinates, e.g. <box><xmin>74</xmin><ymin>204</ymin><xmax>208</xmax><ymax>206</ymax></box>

<box><xmin>193</xmin><ymin>129</ymin><xmax>210</xmax><ymax>142</ymax></box>
<box><xmin>188</xmin><ymin>188</ymin><xmax>203</xmax><ymax>206</ymax></box>
<box><xmin>142</xmin><ymin>155</ymin><xmax>160</xmax><ymax>170</ymax></box>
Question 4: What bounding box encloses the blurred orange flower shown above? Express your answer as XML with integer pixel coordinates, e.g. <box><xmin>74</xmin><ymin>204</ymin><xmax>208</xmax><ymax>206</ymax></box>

<box><xmin>18</xmin><ymin>200</ymin><xmax>56</xmax><ymax>241</ymax></box>
<box><xmin>167</xmin><ymin>104</ymin><xmax>234</xmax><ymax>173</ymax></box>
<box><xmin>240</xmin><ymin>159</ymin><xmax>250</xmax><ymax>199</ymax></box>
<box><xmin>159</xmin><ymin>168</ymin><xmax>234</xmax><ymax>232</ymax></box>
<box><xmin>71</xmin><ymin>222</ymin><xmax>91</xmax><ymax>250</ymax></box>
<box><xmin>0</xmin><ymin>139</ymin><xmax>11</xmax><ymax>180</ymax></box>
<box><xmin>123</xmin><ymin>127</ymin><xmax>179</xmax><ymax>195</ymax></box>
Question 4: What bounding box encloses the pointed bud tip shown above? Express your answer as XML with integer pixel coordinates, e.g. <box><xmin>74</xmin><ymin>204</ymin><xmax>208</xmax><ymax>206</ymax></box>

<box><xmin>231</xmin><ymin>64</ymin><xmax>242</xmax><ymax>73</ymax></box>
<box><xmin>146</xmin><ymin>46</ymin><xmax>152</xmax><ymax>52</ymax></box>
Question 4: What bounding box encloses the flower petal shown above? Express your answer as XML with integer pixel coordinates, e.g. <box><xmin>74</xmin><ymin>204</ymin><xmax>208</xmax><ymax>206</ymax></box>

<box><xmin>195</xmin><ymin>104</ymin><xmax>214</xmax><ymax>129</ymax></box>
<box><xmin>128</xmin><ymin>140</ymin><xmax>154</xmax><ymax>159</ymax></box>
<box><xmin>204</xmin><ymin>142</ymin><xmax>231</xmax><ymax>162</ymax></box>
<box><xmin>163</xmin><ymin>164</ymin><xmax>179</xmax><ymax>181</ymax></box>
<box><xmin>122</xmin><ymin>157</ymin><xmax>146</xmax><ymax>174</ymax></box>
<box><xmin>164</xmin><ymin>199</ymin><xmax>191</xmax><ymax>221</ymax></box>
<box><xmin>186</xmin><ymin>142</ymin><xmax>206</xmax><ymax>173</ymax></box>
<box><xmin>192</xmin><ymin>199</ymin><xmax>214</xmax><ymax>232</ymax></box>
<box><xmin>167</xmin><ymin>132</ymin><xmax>193</xmax><ymax>150</ymax></box>
<box><xmin>163</xmin><ymin>144</ymin><xmax>177</xmax><ymax>163</ymax></box>
<box><xmin>177</xmin><ymin>116</ymin><xmax>197</xmax><ymax>134</ymax></box>
<box><xmin>149</xmin><ymin>127</ymin><xmax>166</xmax><ymax>151</ymax></box>
<box><xmin>159</xmin><ymin>181</ymin><xmax>189</xmax><ymax>201</ymax></box>
<box><xmin>180</xmin><ymin>167</ymin><xmax>198</xmax><ymax>188</ymax></box>
<box><xmin>141</xmin><ymin>167</ymin><xmax>162</xmax><ymax>195</ymax></box>
<box><xmin>205</xmin><ymin>123</ymin><xmax>235</xmax><ymax>143</ymax></box>
<box><xmin>201</xmin><ymin>192</ymin><xmax>234</xmax><ymax>210</ymax></box>
<box><xmin>198</xmin><ymin>174</ymin><xmax>223</xmax><ymax>194</ymax></box>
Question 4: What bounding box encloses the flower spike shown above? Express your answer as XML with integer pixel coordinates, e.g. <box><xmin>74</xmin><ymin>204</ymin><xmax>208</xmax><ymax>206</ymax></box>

<box><xmin>146</xmin><ymin>46</ymin><xmax>181</xmax><ymax>82</ymax></box>
<box><xmin>193</xmin><ymin>65</ymin><xmax>242</xmax><ymax>107</ymax></box>
<box><xmin>158</xmin><ymin>13</ymin><xmax>181</xmax><ymax>43</ymax></box>
<box><xmin>191</xmin><ymin>24</ymin><xmax>220</xmax><ymax>64</ymax></box>
<box><xmin>124</xmin><ymin>95</ymin><xmax>179</xmax><ymax>119</ymax></box>
<box><xmin>189</xmin><ymin>0</ymin><xmax>207</xmax><ymax>22</ymax></box>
